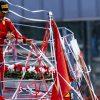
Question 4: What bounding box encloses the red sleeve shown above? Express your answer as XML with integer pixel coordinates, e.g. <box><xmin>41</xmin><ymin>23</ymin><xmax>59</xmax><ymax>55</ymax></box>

<box><xmin>6</xmin><ymin>19</ymin><xmax>27</xmax><ymax>43</ymax></box>
<box><xmin>0</xmin><ymin>31</ymin><xmax>6</xmax><ymax>39</ymax></box>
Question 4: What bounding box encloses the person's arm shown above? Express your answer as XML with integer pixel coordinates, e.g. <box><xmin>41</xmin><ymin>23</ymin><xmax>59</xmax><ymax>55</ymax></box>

<box><xmin>0</xmin><ymin>31</ymin><xmax>6</xmax><ymax>39</ymax></box>
<box><xmin>6</xmin><ymin>19</ymin><xmax>26</xmax><ymax>42</ymax></box>
<box><xmin>6</xmin><ymin>18</ymin><xmax>32</xmax><ymax>44</ymax></box>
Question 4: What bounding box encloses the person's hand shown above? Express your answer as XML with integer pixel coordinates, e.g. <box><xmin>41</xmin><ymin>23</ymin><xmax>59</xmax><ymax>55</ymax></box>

<box><xmin>26</xmin><ymin>39</ymin><xmax>33</xmax><ymax>45</ymax></box>
<box><xmin>6</xmin><ymin>32</ymin><xmax>15</xmax><ymax>40</ymax></box>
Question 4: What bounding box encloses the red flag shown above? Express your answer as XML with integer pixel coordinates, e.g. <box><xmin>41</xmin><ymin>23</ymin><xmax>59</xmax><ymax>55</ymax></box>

<box><xmin>51</xmin><ymin>20</ymin><xmax>72</xmax><ymax>99</ymax></box>
<box><xmin>51</xmin><ymin>77</ymin><xmax>62</xmax><ymax>100</ymax></box>
<box><xmin>0</xmin><ymin>96</ymin><xmax>5</xmax><ymax>100</ymax></box>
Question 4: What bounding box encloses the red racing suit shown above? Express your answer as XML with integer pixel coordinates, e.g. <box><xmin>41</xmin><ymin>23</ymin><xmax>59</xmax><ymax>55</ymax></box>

<box><xmin>0</xmin><ymin>17</ymin><xmax>26</xmax><ymax>89</ymax></box>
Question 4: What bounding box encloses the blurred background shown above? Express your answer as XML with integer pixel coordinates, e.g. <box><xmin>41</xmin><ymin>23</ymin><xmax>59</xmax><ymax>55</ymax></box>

<box><xmin>7</xmin><ymin>0</ymin><xmax>100</xmax><ymax>96</ymax></box>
